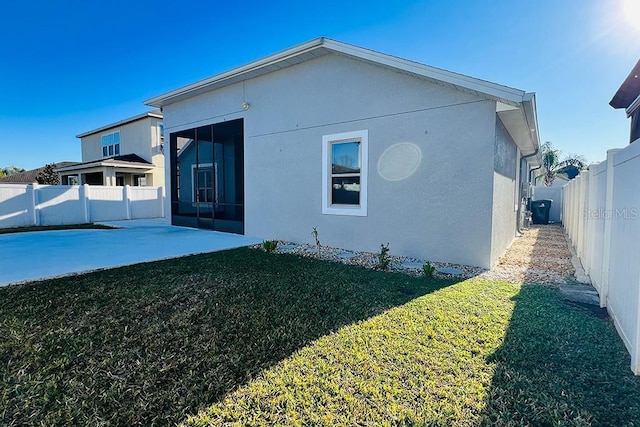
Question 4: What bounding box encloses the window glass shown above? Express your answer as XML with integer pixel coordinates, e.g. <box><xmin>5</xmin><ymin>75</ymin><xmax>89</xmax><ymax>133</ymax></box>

<box><xmin>332</xmin><ymin>176</ymin><xmax>360</xmax><ymax>205</ymax></box>
<box><xmin>101</xmin><ymin>131</ymin><xmax>120</xmax><ymax>158</ymax></box>
<box><xmin>332</xmin><ymin>141</ymin><xmax>360</xmax><ymax>174</ymax></box>
<box><xmin>330</xmin><ymin>141</ymin><xmax>361</xmax><ymax>206</ymax></box>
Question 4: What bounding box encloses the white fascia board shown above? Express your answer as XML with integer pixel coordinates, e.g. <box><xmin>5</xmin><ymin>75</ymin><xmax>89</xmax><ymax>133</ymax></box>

<box><xmin>77</xmin><ymin>111</ymin><xmax>163</xmax><ymax>138</ymax></box>
<box><xmin>145</xmin><ymin>38</ymin><xmax>327</xmax><ymax>107</ymax></box>
<box><xmin>55</xmin><ymin>160</ymin><xmax>153</xmax><ymax>173</ymax></box>
<box><xmin>145</xmin><ymin>37</ymin><xmax>529</xmax><ymax>108</ymax></box>
<box><xmin>626</xmin><ymin>93</ymin><xmax>640</xmax><ymax>117</ymax></box>
<box><xmin>55</xmin><ymin>161</ymin><xmax>104</xmax><ymax>172</ymax></box>
<box><xmin>322</xmin><ymin>38</ymin><xmax>526</xmax><ymax>106</ymax></box>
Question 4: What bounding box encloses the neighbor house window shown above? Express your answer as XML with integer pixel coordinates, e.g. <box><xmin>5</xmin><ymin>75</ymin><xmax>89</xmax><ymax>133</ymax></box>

<box><xmin>157</xmin><ymin>123</ymin><xmax>164</xmax><ymax>150</ymax></box>
<box><xmin>322</xmin><ymin>130</ymin><xmax>368</xmax><ymax>216</ymax></box>
<box><xmin>102</xmin><ymin>131</ymin><xmax>120</xmax><ymax>157</ymax></box>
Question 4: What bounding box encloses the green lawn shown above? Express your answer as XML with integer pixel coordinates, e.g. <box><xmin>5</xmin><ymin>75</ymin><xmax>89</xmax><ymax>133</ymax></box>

<box><xmin>1</xmin><ymin>248</ymin><xmax>639</xmax><ymax>426</ymax></box>
<box><xmin>0</xmin><ymin>223</ymin><xmax>114</xmax><ymax>234</ymax></box>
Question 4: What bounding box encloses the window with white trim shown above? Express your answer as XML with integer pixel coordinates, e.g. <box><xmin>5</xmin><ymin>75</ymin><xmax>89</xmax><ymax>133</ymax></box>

<box><xmin>101</xmin><ymin>131</ymin><xmax>120</xmax><ymax>157</ymax></box>
<box><xmin>322</xmin><ymin>130</ymin><xmax>368</xmax><ymax>216</ymax></box>
<box><xmin>158</xmin><ymin>123</ymin><xmax>164</xmax><ymax>144</ymax></box>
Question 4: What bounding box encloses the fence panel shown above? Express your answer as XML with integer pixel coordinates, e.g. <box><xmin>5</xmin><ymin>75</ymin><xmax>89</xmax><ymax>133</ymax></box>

<box><xmin>0</xmin><ymin>184</ymin><xmax>164</xmax><ymax>228</ymax></box>
<box><xmin>87</xmin><ymin>186</ymin><xmax>128</xmax><ymax>222</ymax></box>
<box><xmin>38</xmin><ymin>185</ymin><xmax>86</xmax><ymax>225</ymax></box>
<box><xmin>607</xmin><ymin>143</ymin><xmax>640</xmax><ymax>372</ymax></box>
<box><xmin>585</xmin><ymin>162</ymin><xmax>607</xmax><ymax>291</ymax></box>
<box><xmin>562</xmin><ymin>143</ymin><xmax>640</xmax><ymax>374</ymax></box>
<box><xmin>0</xmin><ymin>184</ymin><xmax>33</xmax><ymax>228</ymax></box>
<box><xmin>130</xmin><ymin>187</ymin><xmax>164</xmax><ymax>219</ymax></box>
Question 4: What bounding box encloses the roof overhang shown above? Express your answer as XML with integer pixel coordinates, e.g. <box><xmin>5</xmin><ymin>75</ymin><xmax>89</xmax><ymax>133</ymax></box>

<box><xmin>55</xmin><ymin>160</ymin><xmax>154</xmax><ymax>173</ymax></box>
<box><xmin>610</xmin><ymin>59</ymin><xmax>640</xmax><ymax>110</ymax></box>
<box><xmin>77</xmin><ymin>110</ymin><xmax>163</xmax><ymax>138</ymax></box>
<box><xmin>497</xmin><ymin>92</ymin><xmax>541</xmax><ymax>165</ymax></box>
<box><xmin>145</xmin><ymin>37</ymin><xmax>528</xmax><ymax>109</ymax></box>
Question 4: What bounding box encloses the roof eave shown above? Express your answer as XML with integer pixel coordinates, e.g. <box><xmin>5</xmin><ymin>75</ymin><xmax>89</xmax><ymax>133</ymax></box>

<box><xmin>497</xmin><ymin>92</ymin><xmax>541</xmax><ymax>166</ymax></box>
<box><xmin>76</xmin><ymin>110</ymin><xmax>163</xmax><ymax>138</ymax></box>
<box><xmin>610</xmin><ymin>59</ymin><xmax>640</xmax><ymax>109</ymax></box>
<box><xmin>145</xmin><ymin>37</ymin><xmax>528</xmax><ymax>109</ymax></box>
<box><xmin>55</xmin><ymin>161</ymin><xmax>153</xmax><ymax>173</ymax></box>
<box><xmin>145</xmin><ymin>38</ymin><xmax>328</xmax><ymax>108</ymax></box>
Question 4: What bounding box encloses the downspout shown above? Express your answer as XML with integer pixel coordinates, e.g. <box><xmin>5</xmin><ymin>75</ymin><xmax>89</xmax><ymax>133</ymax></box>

<box><xmin>517</xmin><ymin>148</ymin><xmax>539</xmax><ymax>233</ymax></box>
<box><xmin>529</xmin><ymin>164</ymin><xmax>542</xmax><ymax>184</ymax></box>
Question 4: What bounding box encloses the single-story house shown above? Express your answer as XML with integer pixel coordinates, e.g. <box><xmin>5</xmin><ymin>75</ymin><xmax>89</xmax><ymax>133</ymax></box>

<box><xmin>56</xmin><ymin>110</ymin><xmax>165</xmax><ymax>186</ymax></box>
<box><xmin>610</xmin><ymin>59</ymin><xmax>640</xmax><ymax>144</ymax></box>
<box><xmin>0</xmin><ymin>162</ymin><xmax>77</xmax><ymax>184</ymax></box>
<box><xmin>145</xmin><ymin>38</ymin><xmax>541</xmax><ymax>268</ymax></box>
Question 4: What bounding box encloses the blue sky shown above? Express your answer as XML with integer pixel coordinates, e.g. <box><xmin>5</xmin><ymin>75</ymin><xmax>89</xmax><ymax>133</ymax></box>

<box><xmin>1</xmin><ymin>0</ymin><xmax>639</xmax><ymax>170</ymax></box>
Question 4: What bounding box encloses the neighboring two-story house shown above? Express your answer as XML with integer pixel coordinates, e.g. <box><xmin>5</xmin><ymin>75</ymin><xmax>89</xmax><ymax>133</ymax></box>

<box><xmin>56</xmin><ymin>110</ymin><xmax>165</xmax><ymax>186</ymax></box>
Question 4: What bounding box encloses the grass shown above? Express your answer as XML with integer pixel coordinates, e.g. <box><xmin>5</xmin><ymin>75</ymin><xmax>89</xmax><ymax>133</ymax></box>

<box><xmin>1</xmin><ymin>248</ymin><xmax>640</xmax><ymax>425</ymax></box>
<box><xmin>0</xmin><ymin>223</ymin><xmax>115</xmax><ymax>234</ymax></box>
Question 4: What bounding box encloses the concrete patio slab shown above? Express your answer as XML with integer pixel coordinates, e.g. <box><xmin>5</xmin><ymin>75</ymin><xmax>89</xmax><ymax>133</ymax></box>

<box><xmin>0</xmin><ymin>219</ymin><xmax>261</xmax><ymax>286</ymax></box>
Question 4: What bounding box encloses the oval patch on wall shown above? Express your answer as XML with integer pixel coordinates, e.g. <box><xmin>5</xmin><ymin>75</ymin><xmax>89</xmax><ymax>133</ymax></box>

<box><xmin>377</xmin><ymin>143</ymin><xmax>422</xmax><ymax>181</ymax></box>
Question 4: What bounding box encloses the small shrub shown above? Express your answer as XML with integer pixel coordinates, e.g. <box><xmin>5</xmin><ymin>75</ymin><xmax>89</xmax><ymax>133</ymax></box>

<box><xmin>311</xmin><ymin>226</ymin><xmax>321</xmax><ymax>258</ymax></box>
<box><xmin>262</xmin><ymin>240</ymin><xmax>278</xmax><ymax>253</ymax></box>
<box><xmin>422</xmin><ymin>262</ymin><xmax>436</xmax><ymax>277</ymax></box>
<box><xmin>377</xmin><ymin>243</ymin><xmax>390</xmax><ymax>270</ymax></box>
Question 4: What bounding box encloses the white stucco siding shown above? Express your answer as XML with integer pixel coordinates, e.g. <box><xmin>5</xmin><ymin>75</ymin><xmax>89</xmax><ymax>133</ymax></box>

<box><xmin>163</xmin><ymin>53</ymin><xmax>498</xmax><ymax>267</ymax></box>
<box><xmin>490</xmin><ymin>117</ymin><xmax>518</xmax><ymax>266</ymax></box>
<box><xmin>81</xmin><ymin>133</ymin><xmax>103</xmax><ymax>162</ymax></box>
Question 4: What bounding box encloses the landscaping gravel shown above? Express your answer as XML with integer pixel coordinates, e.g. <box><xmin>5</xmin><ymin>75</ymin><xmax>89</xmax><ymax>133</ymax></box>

<box><xmin>256</xmin><ymin>224</ymin><xmax>575</xmax><ymax>284</ymax></box>
<box><xmin>481</xmin><ymin>225</ymin><xmax>575</xmax><ymax>284</ymax></box>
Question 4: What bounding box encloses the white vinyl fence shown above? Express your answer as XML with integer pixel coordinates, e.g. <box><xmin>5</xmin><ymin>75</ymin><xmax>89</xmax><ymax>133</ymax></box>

<box><xmin>0</xmin><ymin>184</ymin><xmax>164</xmax><ymax>228</ymax></box>
<box><xmin>563</xmin><ymin>143</ymin><xmax>640</xmax><ymax>374</ymax></box>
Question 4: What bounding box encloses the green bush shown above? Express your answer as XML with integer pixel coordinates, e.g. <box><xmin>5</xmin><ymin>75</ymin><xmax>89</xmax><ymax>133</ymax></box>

<box><xmin>423</xmin><ymin>262</ymin><xmax>436</xmax><ymax>277</ymax></box>
<box><xmin>262</xmin><ymin>240</ymin><xmax>278</xmax><ymax>252</ymax></box>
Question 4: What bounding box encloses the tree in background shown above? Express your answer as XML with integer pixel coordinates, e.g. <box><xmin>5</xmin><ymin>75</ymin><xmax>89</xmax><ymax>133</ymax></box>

<box><xmin>539</xmin><ymin>141</ymin><xmax>586</xmax><ymax>187</ymax></box>
<box><xmin>36</xmin><ymin>163</ymin><xmax>60</xmax><ymax>185</ymax></box>
<box><xmin>0</xmin><ymin>166</ymin><xmax>25</xmax><ymax>178</ymax></box>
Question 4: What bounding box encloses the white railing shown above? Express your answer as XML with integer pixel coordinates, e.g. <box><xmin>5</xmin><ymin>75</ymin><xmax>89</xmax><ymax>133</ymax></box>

<box><xmin>0</xmin><ymin>184</ymin><xmax>164</xmax><ymax>228</ymax></box>
<box><xmin>563</xmin><ymin>143</ymin><xmax>640</xmax><ymax>374</ymax></box>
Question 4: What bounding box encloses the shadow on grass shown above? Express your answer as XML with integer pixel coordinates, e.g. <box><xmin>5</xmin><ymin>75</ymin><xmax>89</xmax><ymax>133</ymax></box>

<box><xmin>481</xmin><ymin>284</ymin><xmax>640</xmax><ymax>425</ymax></box>
<box><xmin>0</xmin><ymin>247</ymin><xmax>462</xmax><ymax>426</ymax></box>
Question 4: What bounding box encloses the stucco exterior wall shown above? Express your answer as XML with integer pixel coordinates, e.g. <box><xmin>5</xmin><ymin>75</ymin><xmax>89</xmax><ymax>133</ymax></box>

<box><xmin>490</xmin><ymin>118</ymin><xmax>518</xmax><ymax>266</ymax></box>
<box><xmin>163</xmin><ymin>53</ymin><xmax>498</xmax><ymax>267</ymax></box>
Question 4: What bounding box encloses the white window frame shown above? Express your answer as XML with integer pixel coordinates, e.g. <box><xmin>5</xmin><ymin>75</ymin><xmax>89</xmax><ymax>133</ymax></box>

<box><xmin>101</xmin><ymin>130</ymin><xmax>120</xmax><ymax>158</ymax></box>
<box><xmin>157</xmin><ymin>122</ymin><xmax>164</xmax><ymax>149</ymax></box>
<box><xmin>322</xmin><ymin>130</ymin><xmax>368</xmax><ymax>216</ymax></box>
